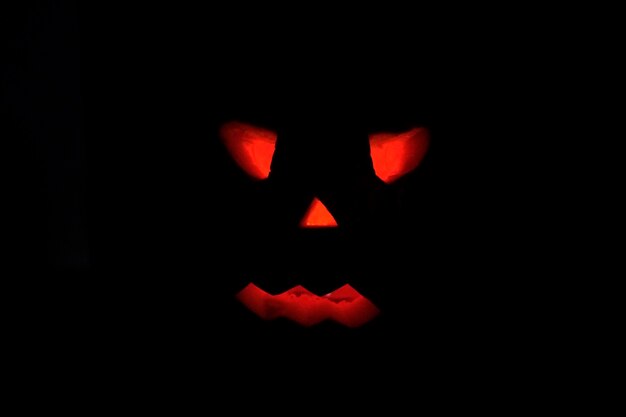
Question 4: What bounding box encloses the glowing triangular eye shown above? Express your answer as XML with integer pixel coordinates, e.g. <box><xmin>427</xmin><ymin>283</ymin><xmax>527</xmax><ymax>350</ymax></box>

<box><xmin>219</xmin><ymin>121</ymin><xmax>277</xmax><ymax>180</ymax></box>
<box><xmin>369</xmin><ymin>127</ymin><xmax>430</xmax><ymax>183</ymax></box>
<box><xmin>299</xmin><ymin>198</ymin><xmax>338</xmax><ymax>228</ymax></box>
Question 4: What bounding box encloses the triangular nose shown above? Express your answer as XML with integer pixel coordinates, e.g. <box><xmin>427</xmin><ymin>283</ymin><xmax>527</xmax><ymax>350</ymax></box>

<box><xmin>299</xmin><ymin>198</ymin><xmax>338</xmax><ymax>228</ymax></box>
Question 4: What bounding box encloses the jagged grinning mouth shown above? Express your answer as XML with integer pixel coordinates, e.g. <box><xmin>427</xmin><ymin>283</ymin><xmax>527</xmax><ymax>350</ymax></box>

<box><xmin>236</xmin><ymin>283</ymin><xmax>380</xmax><ymax>328</ymax></box>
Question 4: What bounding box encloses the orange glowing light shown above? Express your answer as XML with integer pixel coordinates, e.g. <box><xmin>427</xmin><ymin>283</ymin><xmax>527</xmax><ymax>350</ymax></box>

<box><xmin>219</xmin><ymin>121</ymin><xmax>429</xmax><ymax>185</ymax></box>
<box><xmin>236</xmin><ymin>283</ymin><xmax>380</xmax><ymax>328</ymax></box>
<box><xmin>299</xmin><ymin>198</ymin><xmax>338</xmax><ymax>228</ymax></box>
<box><xmin>220</xmin><ymin>122</ymin><xmax>431</xmax><ymax>327</ymax></box>
<box><xmin>369</xmin><ymin>127</ymin><xmax>430</xmax><ymax>183</ymax></box>
<box><xmin>219</xmin><ymin>121</ymin><xmax>277</xmax><ymax>180</ymax></box>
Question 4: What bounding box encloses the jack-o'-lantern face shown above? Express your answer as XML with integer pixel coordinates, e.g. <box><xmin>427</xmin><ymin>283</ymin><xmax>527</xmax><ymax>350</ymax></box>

<box><xmin>219</xmin><ymin>120</ymin><xmax>430</xmax><ymax>328</ymax></box>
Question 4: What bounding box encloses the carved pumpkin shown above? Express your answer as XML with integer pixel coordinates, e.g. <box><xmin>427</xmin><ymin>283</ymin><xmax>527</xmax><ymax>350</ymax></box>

<box><xmin>219</xmin><ymin>121</ymin><xmax>430</xmax><ymax>327</ymax></box>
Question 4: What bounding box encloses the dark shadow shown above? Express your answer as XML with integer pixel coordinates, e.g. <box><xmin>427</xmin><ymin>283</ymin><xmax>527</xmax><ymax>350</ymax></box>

<box><xmin>1</xmin><ymin>0</ymin><xmax>87</xmax><ymax>273</ymax></box>
<box><xmin>265</xmin><ymin>111</ymin><xmax>393</xmax><ymax>230</ymax></box>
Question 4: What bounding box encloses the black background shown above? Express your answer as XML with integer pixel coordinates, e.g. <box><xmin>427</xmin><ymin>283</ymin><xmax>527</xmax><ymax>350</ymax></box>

<box><xmin>3</xmin><ymin>1</ymin><xmax>565</xmax><ymax>393</ymax></box>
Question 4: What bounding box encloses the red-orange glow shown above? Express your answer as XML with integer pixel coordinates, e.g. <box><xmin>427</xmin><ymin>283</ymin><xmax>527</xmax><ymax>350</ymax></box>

<box><xmin>236</xmin><ymin>283</ymin><xmax>380</xmax><ymax>328</ymax></box>
<box><xmin>369</xmin><ymin>127</ymin><xmax>430</xmax><ymax>183</ymax></box>
<box><xmin>219</xmin><ymin>121</ymin><xmax>277</xmax><ymax>180</ymax></box>
<box><xmin>220</xmin><ymin>121</ymin><xmax>429</xmax><ymax>184</ymax></box>
<box><xmin>299</xmin><ymin>198</ymin><xmax>338</xmax><ymax>228</ymax></box>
